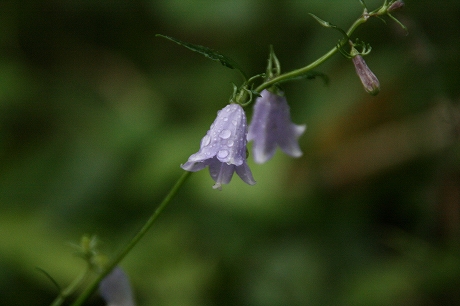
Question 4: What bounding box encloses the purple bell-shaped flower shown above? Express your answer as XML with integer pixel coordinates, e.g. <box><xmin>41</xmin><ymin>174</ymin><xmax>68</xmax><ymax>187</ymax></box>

<box><xmin>181</xmin><ymin>103</ymin><xmax>256</xmax><ymax>190</ymax></box>
<box><xmin>99</xmin><ymin>267</ymin><xmax>135</xmax><ymax>306</ymax></box>
<box><xmin>248</xmin><ymin>89</ymin><xmax>306</xmax><ymax>164</ymax></box>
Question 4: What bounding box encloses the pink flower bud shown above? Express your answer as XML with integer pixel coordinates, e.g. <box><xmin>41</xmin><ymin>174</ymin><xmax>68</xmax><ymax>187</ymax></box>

<box><xmin>388</xmin><ymin>0</ymin><xmax>404</xmax><ymax>13</ymax></box>
<box><xmin>352</xmin><ymin>55</ymin><xmax>380</xmax><ymax>96</ymax></box>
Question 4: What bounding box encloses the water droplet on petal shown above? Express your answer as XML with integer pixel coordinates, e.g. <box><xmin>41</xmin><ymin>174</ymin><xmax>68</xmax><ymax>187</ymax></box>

<box><xmin>223</xmin><ymin>117</ymin><xmax>228</xmax><ymax>121</ymax></box>
<box><xmin>232</xmin><ymin>120</ymin><xmax>237</xmax><ymax>126</ymax></box>
<box><xmin>201</xmin><ymin>135</ymin><xmax>211</xmax><ymax>146</ymax></box>
<box><xmin>219</xmin><ymin>129</ymin><xmax>231</xmax><ymax>139</ymax></box>
<box><xmin>227</xmin><ymin>140</ymin><xmax>234</xmax><ymax>147</ymax></box>
<box><xmin>217</xmin><ymin>150</ymin><xmax>229</xmax><ymax>158</ymax></box>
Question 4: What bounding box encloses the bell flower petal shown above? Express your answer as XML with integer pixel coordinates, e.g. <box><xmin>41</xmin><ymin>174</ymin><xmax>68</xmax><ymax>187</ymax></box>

<box><xmin>247</xmin><ymin>89</ymin><xmax>306</xmax><ymax>164</ymax></box>
<box><xmin>181</xmin><ymin>103</ymin><xmax>256</xmax><ymax>189</ymax></box>
<box><xmin>99</xmin><ymin>267</ymin><xmax>135</xmax><ymax>306</ymax></box>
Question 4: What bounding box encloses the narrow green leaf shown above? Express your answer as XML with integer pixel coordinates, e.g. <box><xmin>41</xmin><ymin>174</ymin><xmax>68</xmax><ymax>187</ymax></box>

<box><xmin>36</xmin><ymin>267</ymin><xmax>61</xmax><ymax>292</ymax></box>
<box><xmin>156</xmin><ymin>34</ymin><xmax>248</xmax><ymax>79</ymax></box>
<box><xmin>308</xmin><ymin>13</ymin><xmax>349</xmax><ymax>40</ymax></box>
<box><xmin>308</xmin><ymin>13</ymin><xmax>333</xmax><ymax>28</ymax></box>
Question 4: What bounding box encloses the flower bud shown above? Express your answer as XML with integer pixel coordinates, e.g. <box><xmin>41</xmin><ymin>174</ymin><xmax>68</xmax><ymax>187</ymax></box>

<box><xmin>388</xmin><ymin>0</ymin><xmax>404</xmax><ymax>13</ymax></box>
<box><xmin>352</xmin><ymin>55</ymin><xmax>380</xmax><ymax>96</ymax></box>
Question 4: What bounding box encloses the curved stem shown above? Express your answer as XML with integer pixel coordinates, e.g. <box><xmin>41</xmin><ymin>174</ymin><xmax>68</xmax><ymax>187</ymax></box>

<box><xmin>69</xmin><ymin>171</ymin><xmax>192</xmax><ymax>306</ymax></box>
<box><xmin>57</xmin><ymin>5</ymin><xmax>385</xmax><ymax>306</ymax></box>
<box><xmin>49</xmin><ymin>265</ymin><xmax>90</xmax><ymax>306</ymax></box>
<box><xmin>255</xmin><ymin>15</ymin><xmax>366</xmax><ymax>93</ymax></box>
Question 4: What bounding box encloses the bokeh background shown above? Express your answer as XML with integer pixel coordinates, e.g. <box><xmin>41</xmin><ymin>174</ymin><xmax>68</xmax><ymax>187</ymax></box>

<box><xmin>1</xmin><ymin>0</ymin><xmax>460</xmax><ymax>305</ymax></box>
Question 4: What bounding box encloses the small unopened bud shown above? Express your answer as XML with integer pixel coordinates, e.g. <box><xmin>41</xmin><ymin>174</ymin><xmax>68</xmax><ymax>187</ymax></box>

<box><xmin>388</xmin><ymin>0</ymin><xmax>404</xmax><ymax>13</ymax></box>
<box><xmin>352</xmin><ymin>55</ymin><xmax>380</xmax><ymax>96</ymax></box>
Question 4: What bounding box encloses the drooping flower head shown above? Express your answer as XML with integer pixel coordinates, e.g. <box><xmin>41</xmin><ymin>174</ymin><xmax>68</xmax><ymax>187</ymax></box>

<box><xmin>247</xmin><ymin>89</ymin><xmax>306</xmax><ymax>164</ymax></box>
<box><xmin>99</xmin><ymin>267</ymin><xmax>135</xmax><ymax>306</ymax></box>
<box><xmin>181</xmin><ymin>103</ymin><xmax>256</xmax><ymax>190</ymax></box>
<box><xmin>352</xmin><ymin>54</ymin><xmax>380</xmax><ymax>96</ymax></box>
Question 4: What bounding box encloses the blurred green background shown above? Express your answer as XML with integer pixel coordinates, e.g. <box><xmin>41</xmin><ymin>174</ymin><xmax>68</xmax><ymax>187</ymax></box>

<box><xmin>1</xmin><ymin>0</ymin><xmax>460</xmax><ymax>305</ymax></box>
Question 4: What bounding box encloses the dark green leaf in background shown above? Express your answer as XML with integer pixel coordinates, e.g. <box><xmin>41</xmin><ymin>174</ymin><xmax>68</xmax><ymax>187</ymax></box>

<box><xmin>157</xmin><ymin>34</ymin><xmax>248</xmax><ymax>80</ymax></box>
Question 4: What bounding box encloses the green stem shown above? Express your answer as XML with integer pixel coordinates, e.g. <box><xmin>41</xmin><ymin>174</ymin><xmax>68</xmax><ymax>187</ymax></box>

<box><xmin>255</xmin><ymin>15</ymin><xmax>367</xmax><ymax>93</ymax></box>
<box><xmin>49</xmin><ymin>265</ymin><xmax>90</xmax><ymax>306</ymax></box>
<box><xmin>69</xmin><ymin>171</ymin><xmax>192</xmax><ymax>306</ymax></box>
<box><xmin>56</xmin><ymin>5</ymin><xmax>387</xmax><ymax>306</ymax></box>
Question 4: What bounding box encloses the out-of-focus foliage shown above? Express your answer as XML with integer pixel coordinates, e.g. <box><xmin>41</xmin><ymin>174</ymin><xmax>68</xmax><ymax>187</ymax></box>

<box><xmin>1</xmin><ymin>1</ymin><xmax>460</xmax><ymax>305</ymax></box>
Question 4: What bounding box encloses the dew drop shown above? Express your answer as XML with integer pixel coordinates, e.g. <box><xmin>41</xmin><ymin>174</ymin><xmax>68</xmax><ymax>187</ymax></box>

<box><xmin>227</xmin><ymin>140</ymin><xmax>234</xmax><ymax>147</ymax></box>
<box><xmin>219</xmin><ymin>129</ymin><xmax>231</xmax><ymax>139</ymax></box>
<box><xmin>201</xmin><ymin>135</ymin><xmax>211</xmax><ymax>146</ymax></box>
<box><xmin>217</xmin><ymin>150</ymin><xmax>229</xmax><ymax>158</ymax></box>
<box><xmin>223</xmin><ymin>117</ymin><xmax>228</xmax><ymax>122</ymax></box>
<box><xmin>232</xmin><ymin>120</ymin><xmax>237</xmax><ymax>126</ymax></box>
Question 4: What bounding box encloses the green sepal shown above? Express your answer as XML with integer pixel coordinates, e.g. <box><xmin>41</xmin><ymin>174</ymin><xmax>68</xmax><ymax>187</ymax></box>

<box><xmin>249</xmin><ymin>89</ymin><xmax>262</xmax><ymax>101</ymax></box>
<box><xmin>230</xmin><ymin>83</ymin><xmax>261</xmax><ymax>107</ymax></box>
<box><xmin>359</xmin><ymin>0</ymin><xmax>369</xmax><ymax>10</ymax></box>
<box><xmin>157</xmin><ymin>34</ymin><xmax>248</xmax><ymax>80</ymax></box>
<box><xmin>388</xmin><ymin>13</ymin><xmax>408</xmax><ymax>34</ymax></box>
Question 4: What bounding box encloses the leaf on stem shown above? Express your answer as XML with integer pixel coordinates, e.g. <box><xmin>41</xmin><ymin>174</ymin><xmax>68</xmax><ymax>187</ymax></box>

<box><xmin>308</xmin><ymin>14</ymin><xmax>349</xmax><ymax>41</ymax></box>
<box><xmin>156</xmin><ymin>34</ymin><xmax>248</xmax><ymax>80</ymax></box>
<box><xmin>308</xmin><ymin>13</ymin><xmax>334</xmax><ymax>28</ymax></box>
<box><xmin>36</xmin><ymin>267</ymin><xmax>61</xmax><ymax>293</ymax></box>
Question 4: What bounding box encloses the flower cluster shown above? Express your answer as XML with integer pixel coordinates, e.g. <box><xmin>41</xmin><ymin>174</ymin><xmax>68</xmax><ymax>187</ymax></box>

<box><xmin>181</xmin><ymin>90</ymin><xmax>305</xmax><ymax>189</ymax></box>
<box><xmin>177</xmin><ymin>0</ymin><xmax>406</xmax><ymax>189</ymax></box>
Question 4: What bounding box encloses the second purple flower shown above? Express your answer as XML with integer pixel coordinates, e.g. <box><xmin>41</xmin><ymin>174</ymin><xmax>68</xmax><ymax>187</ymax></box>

<box><xmin>248</xmin><ymin>89</ymin><xmax>306</xmax><ymax>164</ymax></box>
